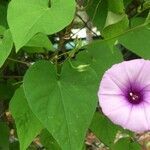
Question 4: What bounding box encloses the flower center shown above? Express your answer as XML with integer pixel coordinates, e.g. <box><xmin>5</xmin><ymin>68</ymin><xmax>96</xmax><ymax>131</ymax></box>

<box><xmin>127</xmin><ymin>91</ymin><xmax>143</xmax><ymax>104</ymax></box>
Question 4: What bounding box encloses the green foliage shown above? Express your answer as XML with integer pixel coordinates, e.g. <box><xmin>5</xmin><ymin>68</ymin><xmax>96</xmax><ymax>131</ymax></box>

<box><xmin>0</xmin><ymin>1</ymin><xmax>8</xmax><ymax>34</ymax></box>
<box><xmin>23</xmin><ymin>60</ymin><xmax>98</xmax><ymax>150</ymax></box>
<box><xmin>86</xmin><ymin>0</ymin><xmax>129</xmax><ymax>39</ymax></box>
<box><xmin>7</xmin><ymin>0</ymin><xmax>76</xmax><ymax>51</ymax></box>
<box><xmin>119</xmin><ymin>25</ymin><xmax>150</xmax><ymax>59</ymax></box>
<box><xmin>10</xmin><ymin>87</ymin><xmax>43</xmax><ymax>150</ymax></box>
<box><xmin>103</xmin><ymin>12</ymin><xmax>129</xmax><ymax>38</ymax></box>
<box><xmin>112</xmin><ymin>138</ymin><xmax>141</xmax><ymax>150</ymax></box>
<box><xmin>40</xmin><ymin>129</ymin><xmax>61</xmax><ymax>150</ymax></box>
<box><xmin>9</xmin><ymin>141</ymin><xmax>20</xmax><ymax>150</ymax></box>
<box><xmin>123</xmin><ymin>0</ymin><xmax>132</xmax><ymax>7</ymax></box>
<box><xmin>107</xmin><ymin>0</ymin><xmax>124</xmax><ymax>13</ymax></box>
<box><xmin>0</xmin><ymin>82</ymin><xmax>14</xmax><ymax>101</ymax></box>
<box><xmin>75</xmin><ymin>41</ymin><xmax>123</xmax><ymax>78</ymax></box>
<box><xmin>0</xmin><ymin>122</ymin><xmax>9</xmax><ymax>150</ymax></box>
<box><xmin>90</xmin><ymin>112</ymin><xmax>121</xmax><ymax>146</ymax></box>
<box><xmin>23</xmin><ymin>33</ymin><xmax>53</xmax><ymax>53</ymax></box>
<box><xmin>85</xmin><ymin>0</ymin><xmax>108</xmax><ymax>30</ymax></box>
<box><xmin>103</xmin><ymin>0</ymin><xmax>129</xmax><ymax>38</ymax></box>
<box><xmin>25</xmin><ymin>33</ymin><xmax>53</xmax><ymax>50</ymax></box>
<box><xmin>0</xmin><ymin>30</ymin><xmax>13</xmax><ymax>68</ymax></box>
<box><xmin>0</xmin><ymin>0</ymin><xmax>149</xmax><ymax>149</ymax></box>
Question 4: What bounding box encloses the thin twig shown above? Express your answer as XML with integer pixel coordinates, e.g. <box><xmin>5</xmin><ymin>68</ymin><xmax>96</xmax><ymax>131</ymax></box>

<box><xmin>76</xmin><ymin>14</ymin><xmax>98</xmax><ymax>37</ymax></box>
<box><xmin>1</xmin><ymin>75</ymin><xmax>23</xmax><ymax>79</ymax></box>
<box><xmin>8</xmin><ymin>58</ymin><xmax>30</xmax><ymax>66</ymax></box>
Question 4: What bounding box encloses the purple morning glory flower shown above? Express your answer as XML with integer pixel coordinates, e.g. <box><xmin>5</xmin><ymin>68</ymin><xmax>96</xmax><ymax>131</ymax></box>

<box><xmin>98</xmin><ymin>59</ymin><xmax>150</xmax><ymax>133</ymax></box>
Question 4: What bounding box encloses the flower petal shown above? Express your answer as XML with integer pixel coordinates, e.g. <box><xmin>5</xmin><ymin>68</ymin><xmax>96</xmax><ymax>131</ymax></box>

<box><xmin>99</xmin><ymin>74</ymin><xmax>124</xmax><ymax>95</ymax></box>
<box><xmin>124</xmin><ymin>104</ymin><xmax>149</xmax><ymax>132</ymax></box>
<box><xmin>123</xmin><ymin>59</ymin><xmax>145</xmax><ymax>84</ymax></box>
<box><xmin>99</xmin><ymin>94</ymin><xmax>130</xmax><ymax>120</ymax></box>
<box><xmin>106</xmin><ymin>103</ymin><xmax>132</xmax><ymax>128</ymax></box>
<box><xmin>99</xmin><ymin>59</ymin><xmax>150</xmax><ymax>132</ymax></box>
<box><xmin>130</xmin><ymin>60</ymin><xmax>150</xmax><ymax>90</ymax></box>
<box><xmin>142</xmin><ymin>102</ymin><xmax>150</xmax><ymax>129</ymax></box>
<box><xmin>142</xmin><ymin>91</ymin><xmax>150</xmax><ymax>103</ymax></box>
<box><xmin>105</xmin><ymin>63</ymin><xmax>129</xmax><ymax>91</ymax></box>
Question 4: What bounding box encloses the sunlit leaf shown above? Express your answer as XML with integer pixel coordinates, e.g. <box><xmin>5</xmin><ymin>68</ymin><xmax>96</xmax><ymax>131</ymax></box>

<box><xmin>8</xmin><ymin>0</ymin><xmax>76</xmax><ymax>51</ymax></box>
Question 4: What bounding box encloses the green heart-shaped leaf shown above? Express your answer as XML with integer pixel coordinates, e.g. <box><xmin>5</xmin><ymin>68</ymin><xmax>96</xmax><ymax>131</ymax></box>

<box><xmin>23</xmin><ymin>61</ymin><xmax>98</xmax><ymax>150</ymax></box>
<box><xmin>8</xmin><ymin>0</ymin><xmax>76</xmax><ymax>51</ymax></box>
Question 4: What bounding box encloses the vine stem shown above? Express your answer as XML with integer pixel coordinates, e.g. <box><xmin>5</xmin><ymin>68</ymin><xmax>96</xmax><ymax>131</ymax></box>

<box><xmin>1</xmin><ymin>75</ymin><xmax>23</xmax><ymax>79</ymax></box>
<box><xmin>13</xmin><ymin>81</ymin><xmax>23</xmax><ymax>86</ymax></box>
<box><xmin>88</xmin><ymin>23</ymin><xmax>147</xmax><ymax>46</ymax></box>
<box><xmin>8</xmin><ymin>58</ymin><xmax>30</xmax><ymax>66</ymax></box>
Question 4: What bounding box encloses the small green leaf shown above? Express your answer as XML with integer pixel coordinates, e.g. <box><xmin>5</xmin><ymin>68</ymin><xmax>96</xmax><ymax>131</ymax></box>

<box><xmin>0</xmin><ymin>122</ymin><xmax>9</xmax><ymax>150</ymax></box>
<box><xmin>25</xmin><ymin>33</ymin><xmax>53</xmax><ymax>50</ymax></box>
<box><xmin>40</xmin><ymin>129</ymin><xmax>61</xmax><ymax>150</ymax></box>
<box><xmin>90</xmin><ymin>112</ymin><xmax>121</xmax><ymax>146</ymax></box>
<box><xmin>10</xmin><ymin>87</ymin><xmax>43</xmax><ymax>150</ymax></box>
<box><xmin>85</xmin><ymin>0</ymin><xmax>108</xmax><ymax>30</ymax></box>
<box><xmin>103</xmin><ymin>12</ymin><xmax>129</xmax><ymax>38</ymax></box>
<box><xmin>111</xmin><ymin>138</ymin><xmax>141</xmax><ymax>150</ymax></box>
<box><xmin>118</xmin><ymin>25</ymin><xmax>150</xmax><ymax>59</ymax></box>
<box><xmin>23</xmin><ymin>60</ymin><xmax>98</xmax><ymax>150</ymax></box>
<box><xmin>7</xmin><ymin>0</ymin><xmax>76</xmax><ymax>51</ymax></box>
<box><xmin>107</xmin><ymin>0</ymin><xmax>124</xmax><ymax>13</ymax></box>
<box><xmin>75</xmin><ymin>40</ymin><xmax>123</xmax><ymax>79</ymax></box>
<box><xmin>102</xmin><ymin>0</ymin><xmax>129</xmax><ymax>39</ymax></box>
<box><xmin>0</xmin><ymin>30</ymin><xmax>13</xmax><ymax>68</ymax></box>
<box><xmin>23</xmin><ymin>33</ymin><xmax>53</xmax><ymax>53</ymax></box>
